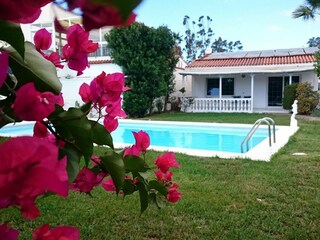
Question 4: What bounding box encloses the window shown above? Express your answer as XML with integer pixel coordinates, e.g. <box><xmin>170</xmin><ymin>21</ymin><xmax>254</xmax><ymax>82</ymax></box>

<box><xmin>284</xmin><ymin>76</ymin><xmax>300</xmax><ymax>86</ymax></box>
<box><xmin>207</xmin><ymin>78</ymin><xmax>219</xmax><ymax>96</ymax></box>
<box><xmin>207</xmin><ymin>78</ymin><xmax>234</xmax><ymax>96</ymax></box>
<box><xmin>222</xmin><ymin>78</ymin><xmax>234</xmax><ymax>95</ymax></box>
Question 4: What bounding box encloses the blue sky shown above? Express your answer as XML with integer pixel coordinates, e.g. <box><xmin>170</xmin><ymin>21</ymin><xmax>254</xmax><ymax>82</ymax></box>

<box><xmin>135</xmin><ymin>0</ymin><xmax>320</xmax><ymax>51</ymax></box>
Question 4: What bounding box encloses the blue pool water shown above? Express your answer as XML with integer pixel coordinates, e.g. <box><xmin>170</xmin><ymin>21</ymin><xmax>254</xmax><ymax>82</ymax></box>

<box><xmin>0</xmin><ymin>121</ymin><xmax>270</xmax><ymax>153</ymax></box>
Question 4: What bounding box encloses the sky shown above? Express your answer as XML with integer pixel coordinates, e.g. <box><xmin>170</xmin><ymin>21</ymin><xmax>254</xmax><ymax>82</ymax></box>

<box><xmin>134</xmin><ymin>0</ymin><xmax>320</xmax><ymax>51</ymax></box>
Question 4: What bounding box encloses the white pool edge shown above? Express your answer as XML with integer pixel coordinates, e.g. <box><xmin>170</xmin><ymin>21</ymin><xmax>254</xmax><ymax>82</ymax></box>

<box><xmin>115</xmin><ymin>119</ymin><xmax>299</xmax><ymax>161</ymax></box>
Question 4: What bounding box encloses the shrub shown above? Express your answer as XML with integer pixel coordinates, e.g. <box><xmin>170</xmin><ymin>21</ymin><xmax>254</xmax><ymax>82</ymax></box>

<box><xmin>283</xmin><ymin>84</ymin><xmax>297</xmax><ymax>110</ymax></box>
<box><xmin>296</xmin><ymin>82</ymin><xmax>320</xmax><ymax>115</ymax></box>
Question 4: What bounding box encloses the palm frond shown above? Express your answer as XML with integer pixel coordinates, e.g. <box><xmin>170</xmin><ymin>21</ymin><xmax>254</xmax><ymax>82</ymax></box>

<box><xmin>292</xmin><ymin>5</ymin><xmax>315</xmax><ymax>20</ymax></box>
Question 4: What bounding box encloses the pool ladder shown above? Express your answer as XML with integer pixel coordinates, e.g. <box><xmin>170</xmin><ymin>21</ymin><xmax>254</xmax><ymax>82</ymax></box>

<box><xmin>241</xmin><ymin>117</ymin><xmax>276</xmax><ymax>153</ymax></box>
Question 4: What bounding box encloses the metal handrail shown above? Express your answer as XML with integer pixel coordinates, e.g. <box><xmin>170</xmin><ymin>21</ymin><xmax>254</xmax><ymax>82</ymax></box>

<box><xmin>261</xmin><ymin>117</ymin><xmax>276</xmax><ymax>143</ymax></box>
<box><xmin>241</xmin><ymin>117</ymin><xmax>276</xmax><ymax>153</ymax></box>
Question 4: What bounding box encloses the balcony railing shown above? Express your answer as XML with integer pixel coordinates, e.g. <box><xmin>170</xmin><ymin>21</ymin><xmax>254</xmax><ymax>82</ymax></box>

<box><xmin>183</xmin><ymin>97</ymin><xmax>253</xmax><ymax>113</ymax></box>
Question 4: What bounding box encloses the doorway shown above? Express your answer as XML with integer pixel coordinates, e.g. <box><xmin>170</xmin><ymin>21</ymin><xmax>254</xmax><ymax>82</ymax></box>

<box><xmin>268</xmin><ymin>77</ymin><xmax>283</xmax><ymax>106</ymax></box>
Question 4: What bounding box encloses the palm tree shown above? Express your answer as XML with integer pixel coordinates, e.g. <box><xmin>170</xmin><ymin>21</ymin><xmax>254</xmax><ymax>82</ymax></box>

<box><xmin>292</xmin><ymin>0</ymin><xmax>320</xmax><ymax>20</ymax></box>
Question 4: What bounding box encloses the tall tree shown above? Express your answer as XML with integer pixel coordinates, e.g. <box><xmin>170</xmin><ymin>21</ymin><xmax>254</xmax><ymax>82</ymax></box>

<box><xmin>307</xmin><ymin>37</ymin><xmax>320</xmax><ymax>47</ymax></box>
<box><xmin>105</xmin><ymin>23</ymin><xmax>178</xmax><ymax>117</ymax></box>
<box><xmin>183</xmin><ymin>15</ymin><xmax>214</xmax><ymax>63</ymax></box>
<box><xmin>293</xmin><ymin>1</ymin><xmax>320</xmax><ymax>78</ymax></box>
<box><xmin>211</xmin><ymin>37</ymin><xmax>243</xmax><ymax>52</ymax></box>
<box><xmin>182</xmin><ymin>15</ymin><xmax>243</xmax><ymax>63</ymax></box>
<box><xmin>292</xmin><ymin>0</ymin><xmax>320</xmax><ymax>20</ymax></box>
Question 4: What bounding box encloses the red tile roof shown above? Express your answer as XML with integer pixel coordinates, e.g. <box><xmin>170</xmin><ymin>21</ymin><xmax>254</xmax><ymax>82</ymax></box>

<box><xmin>187</xmin><ymin>49</ymin><xmax>317</xmax><ymax>68</ymax></box>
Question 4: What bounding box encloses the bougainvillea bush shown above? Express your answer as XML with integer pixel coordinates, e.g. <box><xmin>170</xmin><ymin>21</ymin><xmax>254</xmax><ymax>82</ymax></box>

<box><xmin>0</xmin><ymin>1</ymin><xmax>180</xmax><ymax>239</ymax></box>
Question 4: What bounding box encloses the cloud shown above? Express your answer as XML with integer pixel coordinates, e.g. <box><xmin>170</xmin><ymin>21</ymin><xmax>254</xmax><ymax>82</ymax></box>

<box><xmin>267</xmin><ymin>25</ymin><xmax>282</xmax><ymax>32</ymax></box>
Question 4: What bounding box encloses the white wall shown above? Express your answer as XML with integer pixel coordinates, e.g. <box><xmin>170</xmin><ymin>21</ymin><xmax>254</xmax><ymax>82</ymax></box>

<box><xmin>252</xmin><ymin>75</ymin><xmax>268</xmax><ymax>109</ymax></box>
<box><xmin>191</xmin><ymin>76</ymin><xmax>206</xmax><ymax>97</ymax></box>
<box><xmin>60</xmin><ymin>63</ymin><xmax>123</xmax><ymax>109</ymax></box>
<box><xmin>301</xmin><ymin>71</ymin><xmax>319</xmax><ymax>90</ymax></box>
<box><xmin>234</xmin><ymin>76</ymin><xmax>251</xmax><ymax>97</ymax></box>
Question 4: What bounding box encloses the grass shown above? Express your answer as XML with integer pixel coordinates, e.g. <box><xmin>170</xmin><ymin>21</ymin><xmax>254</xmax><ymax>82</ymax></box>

<box><xmin>141</xmin><ymin>112</ymin><xmax>292</xmax><ymax>126</ymax></box>
<box><xmin>1</xmin><ymin>113</ymin><xmax>320</xmax><ymax>239</ymax></box>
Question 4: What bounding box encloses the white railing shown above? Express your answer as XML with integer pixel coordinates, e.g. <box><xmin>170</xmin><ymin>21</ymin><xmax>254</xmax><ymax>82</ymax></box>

<box><xmin>184</xmin><ymin>98</ymin><xmax>253</xmax><ymax>113</ymax></box>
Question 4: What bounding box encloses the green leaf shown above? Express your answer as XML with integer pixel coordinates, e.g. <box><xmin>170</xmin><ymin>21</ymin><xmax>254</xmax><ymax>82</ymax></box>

<box><xmin>91</xmin><ymin>0</ymin><xmax>142</xmax><ymax>20</ymax></box>
<box><xmin>155</xmin><ymin>193</ymin><xmax>166</xmax><ymax>209</ymax></box>
<box><xmin>132</xmin><ymin>171</ymin><xmax>148</xmax><ymax>185</ymax></box>
<box><xmin>57</xmin><ymin>108</ymin><xmax>93</xmax><ymax>162</ymax></box>
<box><xmin>136</xmin><ymin>181</ymin><xmax>149</xmax><ymax>214</ymax></box>
<box><xmin>100</xmin><ymin>151</ymin><xmax>125</xmax><ymax>194</ymax></box>
<box><xmin>80</xmin><ymin>101</ymin><xmax>92</xmax><ymax>114</ymax></box>
<box><xmin>90</xmin><ymin>120</ymin><xmax>114</xmax><ymax>148</ymax></box>
<box><xmin>122</xmin><ymin>179</ymin><xmax>136</xmax><ymax>196</ymax></box>
<box><xmin>123</xmin><ymin>155</ymin><xmax>149</xmax><ymax>172</ymax></box>
<box><xmin>59</xmin><ymin>143</ymin><xmax>81</xmax><ymax>183</ymax></box>
<box><xmin>148</xmin><ymin>180</ymin><xmax>167</xmax><ymax>196</ymax></box>
<box><xmin>0</xmin><ymin>20</ymin><xmax>25</xmax><ymax>59</ymax></box>
<box><xmin>0</xmin><ymin>95</ymin><xmax>21</xmax><ymax>127</ymax></box>
<box><xmin>8</xmin><ymin>42</ymin><xmax>61</xmax><ymax>93</ymax></box>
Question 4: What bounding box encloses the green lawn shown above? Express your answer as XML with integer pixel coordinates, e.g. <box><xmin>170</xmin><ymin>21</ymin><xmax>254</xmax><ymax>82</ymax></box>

<box><xmin>1</xmin><ymin>113</ymin><xmax>320</xmax><ymax>239</ymax></box>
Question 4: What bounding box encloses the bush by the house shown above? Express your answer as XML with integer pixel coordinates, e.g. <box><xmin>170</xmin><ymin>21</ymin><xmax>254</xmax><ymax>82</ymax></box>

<box><xmin>283</xmin><ymin>83</ymin><xmax>298</xmax><ymax>110</ymax></box>
<box><xmin>296</xmin><ymin>82</ymin><xmax>320</xmax><ymax>115</ymax></box>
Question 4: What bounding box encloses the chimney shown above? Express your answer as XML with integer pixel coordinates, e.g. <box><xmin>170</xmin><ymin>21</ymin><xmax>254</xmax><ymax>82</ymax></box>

<box><xmin>205</xmin><ymin>48</ymin><xmax>212</xmax><ymax>55</ymax></box>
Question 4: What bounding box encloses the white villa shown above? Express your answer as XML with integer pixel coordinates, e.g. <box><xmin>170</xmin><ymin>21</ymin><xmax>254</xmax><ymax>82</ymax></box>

<box><xmin>180</xmin><ymin>47</ymin><xmax>320</xmax><ymax>113</ymax></box>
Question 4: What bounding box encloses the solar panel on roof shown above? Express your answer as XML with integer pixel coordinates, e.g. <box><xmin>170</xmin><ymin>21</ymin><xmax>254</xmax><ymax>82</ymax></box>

<box><xmin>304</xmin><ymin>47</ymin><xmax>318</xmax><ymax>54</ymax></box>
<box><xmin>245</xmin><ymin>51</ymin><xmax>262</xmax><ymax>58</ymax></box>
<box><xmin>274</xmin><ymin>49</ymin><xmax>290</xmax><ymax>56</ymax></box>
<box><xmin>203</xmin><ymin>47</ymin><xmax>317</xmax><ymax>60</ymax></box>
<box><xmin>206</xmin><ymin>51</ymin><xmax>248</xmax><ymax>59</ymax></box>
<box><xmin>259</xmin><ymin>50</ymin><xmax>276</xmax><ymax>57</ymax></box>
<box><xmin>288</xmin><ymin>48</ymin><xmax>305</xmax><ymax>55</ymax></box>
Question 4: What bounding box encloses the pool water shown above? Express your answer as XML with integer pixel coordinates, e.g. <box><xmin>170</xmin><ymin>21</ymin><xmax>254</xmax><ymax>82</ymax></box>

<box><xmin>113</xmin><ymin>121</ymin><xmax>269</xmax><ymax>153</ymax></box>
<box><xmin>0</xmin><ymin>121</ymin><xmax>270</xmax><ymax>153</ymax></box>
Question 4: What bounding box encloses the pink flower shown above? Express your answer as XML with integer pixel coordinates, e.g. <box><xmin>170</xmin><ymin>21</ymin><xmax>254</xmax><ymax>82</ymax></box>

<box><xmin>13</xmin><ymin>83</ymin><xmax>56</xmax><ymax>121</ymax></box>
<box><xmin>155</xmin><ymin>170</ymin><xmax>173</xmax><ymax>182</ymax></box>
<box><xmin>133</xmin><ymin>130</ymin><xmax>150</xmax><ymax>152</ymax></box>
<box><xmin>101</xmin><ymin>179</ymin><xmax>116</xmax><ymax>192</ymax></box>
<box><xmin>123</xmin><ymin>145</ymin><xmax>140</xmax><ymax>157</ymax></box>
<box><xmin>0</xmin><ymin>223</ymin><xmax>19</xmax><ymax>240</ymax></box>
<box><xmin>0</xmin><ymin>51</ymin><xmax>9</xmax><ymax>88</ymax></box>
<box><xmin>79</xmin><ymin>83</ymin><xmax>92</xmax><ymax>103</ymax></box>
<box><xmin>105</xmin><ymin>98</ymin><xmax>127</xmax><ymax>118</ymax></box>
<box><xmin>32</xmin><ymin>224</ymin><xmax>79</xmax><ymax>240</ymax></box>
<box><xmin>99</xmin><ymin>72</ymin><xmax>129</xmax><ymax>104</ymax></box>
<box><xmin>0</xmin><ymin>1</ymin><xmax>51</xmax><ymax>23</ymax></box>
<box><xmin>70</xmin><ymin>167</ymin><xmax>97</xmax><ymax>193</ymax></box>
<box><xmin>0</xmin><ymin>137</ymin><xmax>68</xmax><ymax>219</ymax></box>
<box><xmin>69</xmin><ymin>0</ymin><xmax>136</xmax><ymax>31</ymax></box>
<box><xmin>33</xmin><ymin>121</ymin><xmax>49</xmax><ymax>138</ymax></box>
<box><xmin>55</xmin><ymin>93</ymin><xmax>64</xmax><ymax>107</ymax></box>
<box><xmin>62</xmin><ymin>24</ymin><xmax>98</xmax><ymax>76</ymax></box>
<box><xmin>89</xmin><ymin>72</ymin><xmax>129</xmax><ymax>107</ymax></box>
<box><xmin>167</xmin><ymin>183</ymin><xmax>181</xmax><ymax>203</ymax></box>
<box><xmin>44</xmin><ymin>52</ymin><xmax>64</xmax><ymax>69</ymax></box>
<box><xmin>103</xmin><ymin>115</ymin><xmax>118</xmax><ymax>133</ymax></box>
<box><xmin>34</xmin><ymin>28</ymin><xmax>52</xmax><ymax>51</ymax></box>
<box><xmin>154</xmin><ymin>152</ymin><xmax>180</xmax><ymax>174</ymax></box>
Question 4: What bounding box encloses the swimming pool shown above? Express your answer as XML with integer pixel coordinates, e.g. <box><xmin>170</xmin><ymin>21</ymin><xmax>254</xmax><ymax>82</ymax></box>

<box><xmin>0</xmin><ymin>119</ymin><xmax>297</xmax><ymax>161</ymax></box>
<box><xmin>113</xmin><ymin>121</ymin><xmax>268</xmax><ymax>153</ymax></box>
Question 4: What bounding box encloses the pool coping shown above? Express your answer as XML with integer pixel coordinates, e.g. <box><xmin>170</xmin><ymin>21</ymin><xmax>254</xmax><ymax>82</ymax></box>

<box><xmin>114</xmin><ymin>119</ymin><xmax>299</xmax><ymax>161</ymax></box>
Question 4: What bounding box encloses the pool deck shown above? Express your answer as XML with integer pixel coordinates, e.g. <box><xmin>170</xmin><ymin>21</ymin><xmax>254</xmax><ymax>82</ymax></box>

<box><xmin>115</xmin><ymin>119</ymin><xmax>299</xmax><ymax>162</ymax></box>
